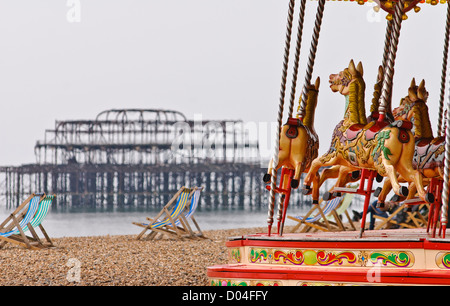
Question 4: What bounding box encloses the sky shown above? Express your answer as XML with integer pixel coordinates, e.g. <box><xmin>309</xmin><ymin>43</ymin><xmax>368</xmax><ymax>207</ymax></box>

<box><xmin>0</xmin><ymin>0</ymin><xmax>447</xmax><ymax>166</ymax></box>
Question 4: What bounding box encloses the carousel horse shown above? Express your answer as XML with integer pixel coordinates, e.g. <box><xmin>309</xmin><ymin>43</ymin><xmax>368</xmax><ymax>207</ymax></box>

<box><xmin>312</xmin><ymin>65</ymin><xmax>386</xmax><ymax>201</ymax></box>
<box><xmin>303</xmin><ymin>60</ymin><xmax>428</xmax><ymax>203</ymax></box>
<box><xmin>263</xmin><ymin>77</ymin><xmax>321</xmax><ymax>202</ymax></box>
<box><xmin>375</xmin><ymin>79</ymin><xmax>444</xmax><ymax>205</ymax></box>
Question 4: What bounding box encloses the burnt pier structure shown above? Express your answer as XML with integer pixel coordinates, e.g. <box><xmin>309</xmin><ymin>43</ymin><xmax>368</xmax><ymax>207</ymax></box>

<box><xmin>0</xmin><ymin>109</ymin><xmax>288</xmax><ymax>208</ymax></box>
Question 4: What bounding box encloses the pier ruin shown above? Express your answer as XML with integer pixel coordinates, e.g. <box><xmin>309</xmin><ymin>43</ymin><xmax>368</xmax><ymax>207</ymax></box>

<box><xmin>0</xmin><ymin>109</ymin><xmax>287</xmax><ymax>208</ymax></box>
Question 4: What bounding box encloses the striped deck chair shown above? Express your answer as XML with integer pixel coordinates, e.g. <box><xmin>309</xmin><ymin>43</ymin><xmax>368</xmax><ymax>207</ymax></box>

<box><xmin>373</xmin><ymin>198</ymin><xmax>429</xmax><ymax>230</ymax></box>
<box><xmin>133</xmin><ymin>187</ymin><xmax>196</xmax><ymax>240</ymax></box>
<box><xmin>174</xmin><ymin>187</ymin><xmax>206</xmax><ymax>239</ymax></box>
<box><xmin>329</xmin><ymin>193</ymin><xmax>356</xmax><ymax>231</ymax></box>
<box><xmin>0</xmin><ymin>194</ymin><xmax>54</xmax><ymax>250</ymax></box>
<box><xmin>287</xmin><ymin>196</ymin><xmax>344</xmax><ymax>233</ymax></box>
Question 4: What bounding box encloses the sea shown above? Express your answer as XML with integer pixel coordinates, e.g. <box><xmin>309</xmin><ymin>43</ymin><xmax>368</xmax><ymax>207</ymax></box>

<box><xmin>0</xmin><ymin>201</ymin><xmax>346</xmax><ymax>238</ymax></box>
<box><xmin>0</xmin><ymin>190</ymin><xmax>366</xmax><ymax>238</ymax></box>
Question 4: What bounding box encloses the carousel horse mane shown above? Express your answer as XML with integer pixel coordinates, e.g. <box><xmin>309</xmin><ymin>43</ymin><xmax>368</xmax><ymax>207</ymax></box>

<box><xmin>345</xmin><ymin>60</ymin><xmax>367</xmax><ymax>126</ymax></box>
<box><xmin>369</xmin><ymin>66</ymin><xmax>385</xmax><ymax>118</ymax></box>
<box><xmin>301</xmin><ymin>77</ymin><xmax>320</xmax><ymax>131</ymax></box>
<box><xmin>397</xmin><ymin>79</ymin><xmax>434</xmax><ymax>140</ymax></box>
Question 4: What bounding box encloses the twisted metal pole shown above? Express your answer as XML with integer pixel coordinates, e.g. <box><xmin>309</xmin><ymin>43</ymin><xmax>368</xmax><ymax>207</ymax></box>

<box><xmin>287</xmin><ymin>0</ymin><xmax>307</xmax><ymax>119</ymax></box>
<box><xmin>297</xmin><ymin>0</ymin><xmax>326</xmax><ymax>119</ymax></box>
<box><xmin>381</xmin><ymin>20</ymin><xmax>393</xmax><ymax>72</ymax></box>
<box><xmin>379</xmin><ymin>20</ymin><xmax>393</xmax><ymax>108</ymax></box>
<box><xmin>268</xmin><ymin>0</ymin><xmax>296</xmax><ymax>236</ymax></box>
<box><xmin>438</xmin><ymin>1</ymin><xmax>450</xmax><ymax>136</ymax></box>
<box><xmin>378</xmin><ymin>0</ymin><xmax>405</xmax><ymax>119</ymax></box>
<box><xmin>440</xmin><ymin>100</ymin><xmax>450</xmax><ymax>238</ymax></box>
<box><xmin>440</xmin><ymin>2</ymin><xmax>450</xmax><ymax>237</ymax></box>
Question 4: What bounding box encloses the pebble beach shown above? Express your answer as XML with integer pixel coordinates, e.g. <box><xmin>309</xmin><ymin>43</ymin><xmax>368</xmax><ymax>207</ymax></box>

<box><xmin>0</xmin><ymin>227</ymin><xmax>267</xmax><ymax>286</ymax></box>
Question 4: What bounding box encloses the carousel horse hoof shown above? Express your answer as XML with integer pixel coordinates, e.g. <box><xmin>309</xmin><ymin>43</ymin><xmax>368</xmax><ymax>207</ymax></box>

<box><xmin>323</xmin><ymin>191</ymin><xmax>333</xmax><ymax>201</ymax></box>
<box><xmin>376</xmin><ymin>173</ymin><xmax>383</xmax><ymax>183</ymax></box>
<box><xmin>351</xmin><ymin>171</ymin><xmax>361</xmax><ymax>180</ymax></box>
<box><xmin>391</xmin><ymin>194</ymin><xmax>400</xmax><ymax>202</ymax></box>
<box><xmin>425</xmin><ymin>192</ymin><xmax>435</xmax><ymax>204</ymax></box>
<box><xmin>302</xmin><ymin>185</ymin><xmax>312</xmax><ymax>195</ymax></box>
<box><xmin>291</xmin><ymin>179</ymin><xmax>299</xmax><ymax>189</ymax></box>
<box><xmin>376</xmin><ymin>202</ymin><xmax>385</xmax><ymax>208</ymax></box>
<box><xmin>373</xmin><ymin>187</ymin><xmax>382</xmax><ymax>197</ymax></box>
<box><xmin>400</xmin><ymin>186</ymin><xmax>409</xmax><ymax>197</ymax></box>
<box><xmin>312</xmin><ymin>199</ymin><xmax>319</xmax><ymax>204</ymax></box>
<box><xmin>263</xmin><ymin>173</ymin><xmax>271</xmax><ymax>183</ymax></box>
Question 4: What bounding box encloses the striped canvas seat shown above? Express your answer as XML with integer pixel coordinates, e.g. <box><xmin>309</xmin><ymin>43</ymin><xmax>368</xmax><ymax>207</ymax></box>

<box><xmin>133</xmin><ymin>186</ymin><xmax>205</xmax><ymax>240</ymax></box>
<box><xmin>291</xmin><ymin>196</ymin><xmax>342</xmax><ymax>223</ymax></box>
<box><xmin>0</xmin><ymin>194</ymin><xmax>42</xmax><ymax>237</ymax></box>
<box><xmin>288</xmin><ymin>192</ymin><xmax>356</xmax><ymax>233</ymax></box>
<box><xmin>0</xmin><ymin>194</ymin><xmax>55</xmax><ymax>250</ymax></box>
<box><xmin>138</xmin><ymin>188</ymin><xmax>191</xmax><ymax>229</ymax></box>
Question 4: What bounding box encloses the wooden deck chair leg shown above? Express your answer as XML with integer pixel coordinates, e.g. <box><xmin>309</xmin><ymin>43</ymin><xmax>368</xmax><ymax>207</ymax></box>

<box><xmin>137</xmin><ymin>226</ymin><xmax>152</xmax><ymax>240</ymax></box>
<box><xmin>0</xmin><ymin>235</ymin><xmax>38</xmax><ymax>250</ymax></box>
<box><xmin>344</xmin><ymin>210</ymin><xmax>357</xmax><ymax>230</ymax></box>
<box><xmin>374</xmin><ymin>205</ymin><xmax>405</xmax><ymax>230</ymax></box>
<box><xmin>177</xmin><ymin>215</ymin><xmax>194</xmax><ymax>238</ymax></box>
<box><xmin>190</xmin><ymin>216</ymin><xmax>206</xmax><ymax>239</ymax></box>
<box><xmin>164</xmin><ymin>207</ymin><xmax>185</xmax><ymax>239</ymax></box>
<box><xmin>299</xmin><ymin>204</ymin><xmax>331</xmax><ymax>232</ymax></box>
<box><xmin>416</xmin><ymin>204</ymin><xmax>428</xmax><ymax>225</ymax></box>
<box><xmin>303</xmin><ymin>221</ymin><xmax>330</xmax><ymax>232</ymax></box>
<box><xmin>27</xmin><ymin>223</ymin><xmax>44</xmax><ymax>247</ymax></box>
<box><xmin>316</xmin><ymin>204</ymin><xmax>331</xmax><ymax>230</ymax></box>
<box><xmin>331</xmin><ymin>210</ymin><xmax>346</xmax><ymax>231</ymax></box>
<box><xmin>38</xmin><ymin>224</ymin><xmax>54</xmax><ymax>247</ymax></box>
<box><xmin>11</xmin><ymin>214</ymin><xmax>31</xmax><ymax>249</ymax></box>
<box><xmin>290</xmin><ymin>204</ymin><xmax>319</xmax><ymax>233</ymax></box>
<box><xmin>406</xmin><ymin>211</ymin><xmax>421</xmax><ymax>228</ymax></box>
<box><xmin>145</xmin><ymin>230</ymin><xmax>159</xmax><ymax>240</ymax></box>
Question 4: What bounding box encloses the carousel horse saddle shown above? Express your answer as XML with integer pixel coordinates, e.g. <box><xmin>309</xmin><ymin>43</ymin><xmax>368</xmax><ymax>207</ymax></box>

<box><xmin>345</xmin><ymin>119</ymin><xmax>412</xmax><ymax>143</ymax></box>
<box><xmin>284</xmin><ymin>118</ymin><xmax>304</xmax><ymax>139</ymax></box>
<box><xmin>345</xmin><ymin>124</ymin><xmax>366</xmax><ymax>141</ymax></box>
<box><xmin>413</xmin><ymin>137</ymin><xmax>445</xmax><ymax>170</ymax></box>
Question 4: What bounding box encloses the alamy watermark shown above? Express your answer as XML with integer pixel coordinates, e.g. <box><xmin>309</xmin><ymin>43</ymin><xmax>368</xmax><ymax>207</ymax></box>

<box><xmin>66</xmin><ymin>258</ymin><xmax>81</xmax><ymax>283</ymax></box>
<box><xmin>366</xmin><ymin>2</ymin><xmax>381</xmax><ymax>23</ymax></box>
<box><xmin>67</xmin><ymin>0</ymin><xmax>81</xmax><ymax>23</ymax></box>
<box><xmin>164</xmin><ymin>114</ymin><xmax>276</xmax><ymax>167</ymax></box>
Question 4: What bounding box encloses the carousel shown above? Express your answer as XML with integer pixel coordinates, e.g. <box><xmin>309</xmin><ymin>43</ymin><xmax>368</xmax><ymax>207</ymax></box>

<box><xmin>207</xmin><ymin>0</ymin><xmax>450</xmax><ymax>285</ymax></box>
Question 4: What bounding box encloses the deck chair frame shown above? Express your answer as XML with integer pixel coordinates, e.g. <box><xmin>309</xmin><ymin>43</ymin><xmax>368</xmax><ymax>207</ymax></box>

<box><xmin>174</xmin><ymin>187</ymin><xmax>206</xmax><ymax>239</ymax></box>
<box><xmin>134</xmin><ymin>187</ymin><xmax>199</xmax><ymax>240</ymax></box>
<box><xmin>374</xmin><ymin>200</ymin><xmax>429</xmax><ymax>230</ymax></box>
<box><xmin>288</xmin><ymin>196</ymin><xmax>344</xmax><ymax>233</ymax></box>
<box><xmin>0</xmin><ymin>194</ymin><xmax>55</xmax><ymax>250</ymax></box>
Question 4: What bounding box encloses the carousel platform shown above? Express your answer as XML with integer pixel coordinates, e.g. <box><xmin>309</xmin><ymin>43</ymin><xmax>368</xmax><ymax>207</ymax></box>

<box><xmin>207</xmin><ymin>228</ymin><xmax>450</xmax><ymax>286</ymax></box>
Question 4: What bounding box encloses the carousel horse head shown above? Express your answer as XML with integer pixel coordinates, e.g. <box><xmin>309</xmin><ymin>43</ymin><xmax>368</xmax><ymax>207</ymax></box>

<box><xmin>329</xmin><ymin>59</ymin><xmax>367</xmax><ymax>126</ymax></box>
<box><xmin>329</xmin><ymin>59</ymin><xmax>364</xmax><ymax>95</ymax></box>
<box><xmin>393</xmin><ymin>79</ymin><xmax>430</xmax><ymax>121</ymax></box>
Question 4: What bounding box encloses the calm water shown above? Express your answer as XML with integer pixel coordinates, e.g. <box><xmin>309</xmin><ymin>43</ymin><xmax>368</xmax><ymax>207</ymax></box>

<box><xmin>0</xmin><ymin>204</ymin><xmax>319</xmax><ymax>238</ymax></box>
<box><xmin>0</xmin><ymin>193</ymin><xmax>366</xmax><ymax>238</ymax></box>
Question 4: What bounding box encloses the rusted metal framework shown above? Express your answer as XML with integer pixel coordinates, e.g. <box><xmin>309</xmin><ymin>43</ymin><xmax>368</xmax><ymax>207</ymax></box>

<box><xmin>0</xmin><ymin>109</ymin><xmax>276</xmax><ymax>207</ymax></box>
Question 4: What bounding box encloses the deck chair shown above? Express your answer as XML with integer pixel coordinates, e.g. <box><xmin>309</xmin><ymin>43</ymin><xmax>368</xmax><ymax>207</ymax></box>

<box><xmin>173</xmin><ymin>187</ymin><xmax>206</xmax><ymax>239</ymax></box>
<box><xmin>0</xmin><ymin>194</ymin><xmax>55</xmax><ymax>250</ymax></box>
<box><xmin>133</xmin><ymin>187</ymin><xmax>203</xmax><ymax>240</ymax></box>
<box><xmin>288</xmin><ymin>196</ymin><xmax>344</xmax><ymax>233</ymax></box>
<box><xmin>373</xmin><ymin>198</ymin><xmax>428</xmax><ymax>230</ymax></box>
<box><xmin>331</xmin><ymin>193</ymin><xmax>356</xmax><ymax>231</ymax></box>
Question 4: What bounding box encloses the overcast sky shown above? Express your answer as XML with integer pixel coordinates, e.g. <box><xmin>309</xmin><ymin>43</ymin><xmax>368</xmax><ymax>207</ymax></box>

<box><xmin>0</xmin><ymin>0</ymin><xmax>447</xmax><ymax>166</ymax></box>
